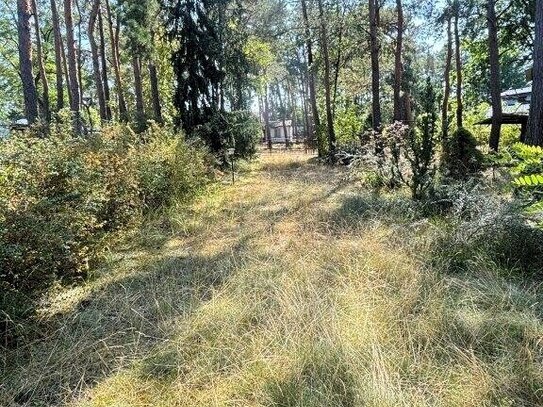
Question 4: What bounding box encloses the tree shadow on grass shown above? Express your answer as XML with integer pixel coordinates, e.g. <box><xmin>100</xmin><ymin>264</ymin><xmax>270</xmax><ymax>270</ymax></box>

<box><xmin>1</xmin><ymin>234</ymin><xmax>255</xmax><ymax>406</ymax></box>
<box><xmin>319</xmin><ymin>191</ymin><xmax>543</xmax><ymax>406</ymax></box>
<box><xmin>318</xmin><ymin>192</ymin><xmax>423</xmax><ymax>236</ymax></box>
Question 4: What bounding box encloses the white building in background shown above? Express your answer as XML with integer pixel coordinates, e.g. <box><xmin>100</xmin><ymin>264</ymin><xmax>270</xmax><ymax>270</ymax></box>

<box><xmin>478</xmin><ymin>83</ymin><xmax>532</xmax><ymax>141</ymax></box>
<box><xmin>265</xmin><ymin>120</ymin><xmax>305</xmax><ymax>144</ymax></box>
<box><xmin>267</xmin><ymin>120</ymin><xmax>294</xmax><ymax>143</ymax></box>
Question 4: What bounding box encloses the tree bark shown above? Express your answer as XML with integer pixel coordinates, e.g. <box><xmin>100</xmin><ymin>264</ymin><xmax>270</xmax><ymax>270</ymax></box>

<box><xmin>64</xmin><ymin>0</ymin><xmax>81</xmax><ymax>130</ymax></box>
<box><xmin>31</xmin><ymin>0</ymin><xmax>50</xmax><ymax>123</ymax></box>
<box><xmin>369</xmin><ymin>0</ymin><xmax>382</xmax><ymax>132</ymax></box>
<box><xmin>288</xmin><ymin>79</ymin><xmax>298</xmax><ymax>142</ymax></box>
<box><xmin>105</xmin><ymin>0</ymin><xmax>128</xmax><ymax>121</ymax></box>
<box><xmin>98</xmin><ymin>6</ymin><xmax>112</xmax><ymax>120</ymax></box>
<box><xmin>89</xmin><ymin>0</ymin><xmax>107</xmax><ymax>122</ymax></box>
<box><xmin>75</xmin><ymin>0</ymin><xmax>84</xmax><ymax>104</ymax></box>
<box><xmin>149</xmin><ymin>62</ymin><xmax>163</xmax><ymax>124</ymax></box>
<box><xmin>526</xmin><ymin>0</ymin><xmax>543</xmax><ymax>146</ymax></box>
<box><xmin>61</xmin><ymin>34</ymin><xmax>73</xmax><ymax>109</ymax></box>
<box><xmin>299</xmin><ymin>75</ymin><xmax>311</xmax><ymax>145</ymax></box>
<box><xmin>442</xmin><ymin>14</ymin><xmax>453</xmax><ymax>142</ymax></box>
<box><xmin>276</xmin><ymin>83</ymin><xmax>290</xmax><ymax>148</ymax></box>
<box><xmin>317</xmin><ymin>0</ymin><xmax>337</xmax><ymax>154</ymax></box>
<box><xmin>51</xmin><ymin>0</ymin><xmax>64</xmax><ymax>112</ymax></box>
<box><xmin>132</xmin><ymin>55</ymin><xmax>145</xmax><ymax>125</ymax></box>
<box><xmin>301</xmin><ymin>0</ymin><xmax>323</xmax><ymax>156</ymax></box>
<box><xmin>487</xmin><ymin>0</ymin><xmax>502</xmax><ymax>151</ymax></box>
<box><xmin>16</xmin><ymin>0</ymin><xmax>39</xmax><ymax>123</ymax></box>
<box><xmin>453</xmin><ymin>2</ymin><xmax>463</xmax><ymax>128</ymax></box>
<box><xmin>264</xmin><ymin>86</ymin><xmax>272</xmax><ymax>151</ymax></box>
<box><xmin>393</xmin><ymin>0</ymin><xmax>404</xmax><ymax>122</ymax></box>
<box><xmin>332</xmin><ymin>2</ymin><xmax>346</xmax><ymax>118</ymax></box>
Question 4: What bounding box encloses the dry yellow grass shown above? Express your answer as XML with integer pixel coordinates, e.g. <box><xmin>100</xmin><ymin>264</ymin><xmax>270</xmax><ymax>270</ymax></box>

<box><xmin>2</xmin><ymin>151</ymin><xmax>543</xmax><ymax>406</ymax></box>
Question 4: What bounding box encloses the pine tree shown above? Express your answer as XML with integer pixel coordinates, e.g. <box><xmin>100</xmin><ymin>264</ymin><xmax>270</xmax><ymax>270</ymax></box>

<box><xmin>16</xmin><ymin>0</ymin><xmax>39</xmax><ymax>123</ymax></box>
<box><xmin>166</xmin><ymin>0</ymin><xmax>227</xmax><ymax>134</ymax></box>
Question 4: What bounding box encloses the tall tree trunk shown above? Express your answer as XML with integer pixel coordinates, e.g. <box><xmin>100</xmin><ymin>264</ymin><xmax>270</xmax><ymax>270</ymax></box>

<box><xmin>264</xmin><ymin>86</ymin><xmax>272</xmax><ymax>151</ymax></box>
<box><xmin>61</xmin><ymin>35</ymin><xmax>73</xmax><ymax>108</ymax></box>
<box><xmin>332</xmin><ymin>2</ymin><xmax>345</xmax><ymax>118</ymax></box>
<box><xmin>105</xmin><ymin>0</ymin><xmax>128</xmax><ymax>121</ymax></box>
<box><xmin>454</xmin><ymin>3</ymin><xmax>463</xmax><ymax>128</ymax></box>
<box><xmin>369</xmin><ymin>0</ymin><xmax>382</xmax><ymax>133</ymax></box>
<box><xmin>299</xmin><ymin>75</ymin><xmax>311</xmax><ymax>145</ymax></box>
<box><xmin>31</xmin><ymin>0</ymin><xmax>50</xmax><ymax>123</ymax></box>
<box><xmin>442</xmin><ymin>14</ymin><xmax>453</xmax><ymax>142</ymax></box>
<box><xmin>296</xmin><ymin>48</ymin><xmax>312</xmax><ymax>147</ymax></box>
<box><xmin>317</xmin><ymin>0</ymin><xmax>337</xmax><ymax>154</ymax></box>
<box><xmin>276</xmin><ymin>83</ymin><xmax>290</xmax><ymax>148</ymax></box>
<box><xmin>393</xmin><ymin>0</ymin><xmax>404</xmax><ymax>122</ymax></box>
<box><xmin>132</xmin><ymin>55</ymin><xmax>145</xmax><ymax>125</ymax></box>
<box><xmin>89</xmin><ymin>0</ymin><xmax>107</xmax><ymax>122</ymax></box>
<box><xmin>75</xmin><ymin>0</ymin><xmax>84</xmax><ymax>104</ymax></box>
<box><xmin>526</xmin><ymin>0</ymin><xmax>543</xmax><ymax>146</ymax></box>
<box><xmin>149</xmin><ymin>62</ymin><xmax>163</xmax><ymax>124</ymax></box>
<box><xmin>487</xmin><ymin>0</ymin><xmax>502</xmax><ymax>151</ymax></box>
<box><xmin>98</xmin><ymin>7</ymin><xmax>112</xmax><ymax>120</ymax></box>
<box><xmin>51</xmin><ymin>0</ymin><xmax>64</xmax><ymax>112</ymax></box>
<box><xmin>17</xmin><ymin>0</ymin><xmax>39</xmax><ymax>123</ymax></box>
<box><xmin>288</xmin><ymin>80</ymin><xmax>298</xmax><ymax>142</ymax></box>
<box><xmin>64</xmin><ymin>0</ymin><xmax>81</xmax><ymax>131</ymax></box>
<box><xmin>301</xmin><ymin>0</ymin><xmax>323</xmax><ymax>156</ymax></box>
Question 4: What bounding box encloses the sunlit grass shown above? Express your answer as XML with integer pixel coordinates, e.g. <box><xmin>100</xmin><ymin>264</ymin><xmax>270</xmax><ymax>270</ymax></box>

<box><xmin>2</xmin><ymin>151</ymin><xmax>542</xmax><ymax>406</ymax></box>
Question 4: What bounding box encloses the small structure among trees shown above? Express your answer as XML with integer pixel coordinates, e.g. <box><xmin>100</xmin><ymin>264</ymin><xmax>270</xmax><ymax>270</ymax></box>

<box><xmin>477</xmin><ymin>83</ymin><xmax>531</xmax><ymax>142</ymax></box>
<box><xmin>265</xmin><ymin>120</ymin><xmax>304</xmax><ymax>145</ymax></box>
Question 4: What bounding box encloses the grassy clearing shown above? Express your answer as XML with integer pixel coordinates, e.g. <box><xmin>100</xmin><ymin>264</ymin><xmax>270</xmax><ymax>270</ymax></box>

<box><xmin>2</xmin><ymin>152</ymin><xmax>543</xmax><ymax>406</ymax></box>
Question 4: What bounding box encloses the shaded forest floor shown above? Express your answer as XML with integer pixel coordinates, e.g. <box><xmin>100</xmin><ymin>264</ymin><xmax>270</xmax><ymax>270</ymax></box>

<box><xmin>2</xmin><ymin>152</ymin><xmax>543</xmax><ymax>406</ymax></box>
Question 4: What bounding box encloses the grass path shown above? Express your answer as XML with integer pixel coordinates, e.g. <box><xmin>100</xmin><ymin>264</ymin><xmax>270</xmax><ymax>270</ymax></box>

<box><xmin>2</xmin><ymin>152</ymin><xmax>543</xmax><ymax>406</ymax></box>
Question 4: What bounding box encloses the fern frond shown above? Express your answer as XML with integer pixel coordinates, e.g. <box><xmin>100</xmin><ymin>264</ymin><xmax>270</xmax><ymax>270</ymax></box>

<box><xmin>525</xmin><ymin>200</ymin><xmax>543</xmax><ymax>215</ymax></box>
<box><xmin>513</xmin><ymin>174</ymin><xmax>543</xmax><ymax>187</ymax></box>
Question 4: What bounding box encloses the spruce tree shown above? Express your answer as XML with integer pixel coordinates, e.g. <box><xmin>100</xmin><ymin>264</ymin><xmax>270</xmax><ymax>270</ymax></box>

<box><xmin>165</xmin><ymin>0</ymin><xmax>227</xmax><ymax>134</ymax></box>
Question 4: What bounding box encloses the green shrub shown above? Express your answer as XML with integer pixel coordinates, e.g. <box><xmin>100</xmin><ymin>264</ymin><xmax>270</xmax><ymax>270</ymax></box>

<box><xmin>334</xmin><ymin>102</ymin><xmax>367</xmax><ymax>145</ymax></box>
<box><xmin>507</xmin><ymin>143</ymin><xmax>543</xmax><ymax>226</ymax></box>
<box><xmin>192</xmin><ymin>110</ymin><xmax>261</xmax><ymax>163</ymax></box>
<box><xmin>0</xmin><ymin>124</ymin><xmax>212</xmax><ymax>333</ymax></box>
<box><xmin>364</xmin><ymin>78</ymin><xmax>439</xmax><ymax>200</ymax></box>
<box><xmin>441</xmin><ymin>127</ymin><xmax>484</xmax><ymax>179</ymax></box>
<box><xmin>136</xmin><ymin>124</ymin><xmax>213</xmax><ymax>209</ymax></box>
<box><xmin>0</xmin><ymin>135</ymin><xmax>106</xmax><ymax>292</ymax></box>
<box><xmin>225</xmin><ymin>111</ymin><xmax>262</xmax><ymax>160</ymax></box>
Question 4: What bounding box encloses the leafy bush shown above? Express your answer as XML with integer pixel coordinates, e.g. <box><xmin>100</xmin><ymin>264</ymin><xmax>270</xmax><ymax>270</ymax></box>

<box><xmin>354</xmin><ymin>78</ymin><xmax>439</xmax><ymax>199</ymax></box>
<box><xmin>192</xmin><ymin>110</ymin><xmax>261</xmax><ymax>163</ymax></box>
<box><xmin>441</xmin><ymin>127</ymin><xmax>484</xmax><ymax>179</ymax></box>
<box><xmin>0</xmin><ymin>125</ymin><xmax>212</xmax><ymax>333</ymax></box>
<box><xmin>334</xmin><ymin>102</ymin><xmax>368</xmax><ymax>145</ymax></box>
<box><xmin>136</xmin><ymin>124</ymin><xmax>213</xmax><ymax>209</ymax></box>
<box><xmin>507</xmin><ymin>143</ymin><xmax>543</xmax><ymax>225</ymax></box>
<box><xmin>382</xmin><ymin>116</ymin><xmax>437</xmax><ymax>200</ymax></box>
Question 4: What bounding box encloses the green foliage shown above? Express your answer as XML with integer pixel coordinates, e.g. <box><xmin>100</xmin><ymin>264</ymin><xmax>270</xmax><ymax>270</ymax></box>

<box><xmin>166</xmin><ymin>0</ymin><xmax>230</xmax><ymax>133</ymax></box>
<box><xmin>464</xmin><ymin>103</ymin><xmax>522</xmax><ymax>149</ymax></box>
<box><xmin>192</xmin><ymin>111</ymin><xmax>261</xmax><ymax>162</ymax></box>
<box><xmin>382</xmin><ymin>79</ymin><xmax>439</xmax><ymax>200</ymax></box>
<box><xmin>441</xmin><ymin>127</ymin><xmax>484</xmax><ymax>179</ymax></box>
<box><xmin>0</xmin><ymin>125</ymin><xmax>212</xmax><ymax>326</ymax></box>
<box><xmin>118</xmin><ymin>0</ymin><xmax>158</xmax><ymax>56</ymax></box>
<box><xmin>507</xmin><ymin>143</ymin><xmax>543</xmax><ymax>225</ymax></box>
<box><xmin>334</xmin><ymin>102</ymin><xmax>366</xmax><ymax>144</ymax></box>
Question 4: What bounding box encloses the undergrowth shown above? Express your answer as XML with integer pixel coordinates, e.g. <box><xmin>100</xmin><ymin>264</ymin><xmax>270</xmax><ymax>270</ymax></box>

<box><xmin>1</xmin><ymin>153</ymin><xmax>542</xmax><ymax>406</ymax></box>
